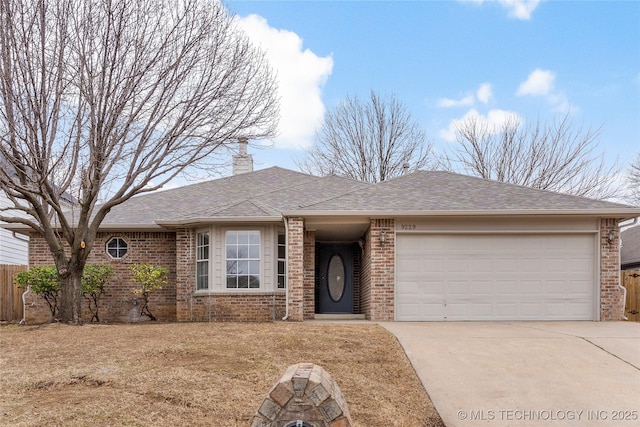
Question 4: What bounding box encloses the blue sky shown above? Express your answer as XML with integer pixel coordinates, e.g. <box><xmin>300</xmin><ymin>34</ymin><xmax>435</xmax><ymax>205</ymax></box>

<box><xmin>222</xmin><ymin>0</ymin><xmax>639</xmax><ymax>179</ymax></box>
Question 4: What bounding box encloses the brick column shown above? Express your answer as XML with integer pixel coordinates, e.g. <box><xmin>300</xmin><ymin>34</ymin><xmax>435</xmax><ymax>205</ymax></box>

<box><xmin>287</xmin><ymin>218</ymin><xmax>304</xmax><ymax>321</ymax></box>
<box><xmin>600</xmin><ymin>218</ymin><xmax>624</xmax><ymax>320</ymax></box>
<box><xmin>175</xmin><ymin>228</ymin><xmax>194</xmax><ymax>321</ymax></box>
<box><xmin>368</xmin><ymin>219</ymin><xmax>395</xmax><ymax>321</ymax></box>
<box><xmin>303</xmin><ymin>230</ymin><xmax>316</xmax><ymax>320</ymax></box>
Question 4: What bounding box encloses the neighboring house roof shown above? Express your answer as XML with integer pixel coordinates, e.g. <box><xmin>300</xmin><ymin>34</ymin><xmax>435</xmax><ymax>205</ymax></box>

<box><xmin>0</xmin><ymin>154</ymin><xmax>78</xmax><ymax>206</ymax></box>
<box><xmin>622</xmin><ymin>225</ymin><xmax>640</xmax><ymax>268</ymax></box>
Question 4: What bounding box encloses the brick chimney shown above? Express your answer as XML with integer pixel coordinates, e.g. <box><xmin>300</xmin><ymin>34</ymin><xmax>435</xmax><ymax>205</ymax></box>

<box><xmin>233</xmin><ymin>137</ymin><xmax>253</xmax><ymax>175</ymax></box>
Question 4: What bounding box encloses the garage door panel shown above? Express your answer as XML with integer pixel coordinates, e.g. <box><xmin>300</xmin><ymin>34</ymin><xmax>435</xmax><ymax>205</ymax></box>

<box><xmin>520</xmin><ymin>280</ymin><xmax>542</xmax><ymax>295</ymax></box>
<box><xmin>519</xmin><ymin>257</ymin><xmax>544</xmax><ymax>271</ymax></box>
<box><xmin>492</xmin><ymin>280</ymin><xmax>517</xmax><ymax>295</ymax></box>
<box><xmin>566</xmin><ymin>257</ymin><xmax>591</xmax><ymax>274</ymax></box>
<box><xmin>520</xmin><ymin>302</ymin><xmax>543</xmax><ymax>317</ymax></box>
<box><xmin>570</xmin><ymin>280</ymin><xmax>592</xmax><ymax>294</ymax></box>
<box><xmin>496</xmin><ymin>258</ymin><xmax>519</xmax><ymax>272</ymax></box>
<box><xmin>470</xmin><ymin>259</ymin><xmax>493</xmax><ymax>272</ymax></box>
<box><xmin>448</xmin><ymin>281</ymin><xmax>470</xmax><ymax>295</ymax></box>
<box><xmin>397</xmin><ymin>300</ymin><xmax>445</xmax><ymax>320</ymax></box>
<box><xmin>396</xmin><ymin>234</ymin><xmax>596</xmax><ymax>321</ymax></box>
<box><xmin>545</xmin><ymin>259</ymin><xmax>567</xmax><ymax>272</ymax></box>
<box><xmin>492</xmin><ymin>303</ymin><xmax>518</xmax><ymax>316</ymax></box>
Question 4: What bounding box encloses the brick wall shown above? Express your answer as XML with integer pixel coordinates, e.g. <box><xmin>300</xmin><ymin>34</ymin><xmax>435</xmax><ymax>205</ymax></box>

<box><xmin>600</xmin><ymin>218</ymin><xmax>624</xmax><ymax>321</ymax></box>
<box><xmin>176</xmin><ymin>228</ymin><xmax>194</xmax><ymax>322</ymax></box>
<box><xmin>26</xmin><ymin>231</ymin><xmax>177</xmax><ymax>323</ymax></box>
<box><xmin>286</xmin><ymin>218</ymin><xmax>304</xmax><ymax>321</ymax></box>
<box><xmin>366</xmin><ymin>219</ymin><xmax>395</xmax><ymax>321</ymax></box>
<box><xmin>185</xmin><ymin>292</ymin><xmax>285</xmax><ymax>322</ymax></box>
<box><xmin>360</xmin><ymin>230</ymin><xmax>371</xmax><ymax>319</ymax></box>
<box><xmin>303</xmin><ymin>230</ymin><xmax>316</xmax><ymax>320</ymax></box>
<box><xmin>353</xmin><ymin>243</ymin><xmax>361</xmax><ymax>314</ymax></box>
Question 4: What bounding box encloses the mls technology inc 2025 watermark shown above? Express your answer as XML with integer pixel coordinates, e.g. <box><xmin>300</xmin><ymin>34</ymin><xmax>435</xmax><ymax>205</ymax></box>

<box><xmin>457</xmin><ymin>409</ymin><xmax>638</xmax><ymax>422</ymax></box>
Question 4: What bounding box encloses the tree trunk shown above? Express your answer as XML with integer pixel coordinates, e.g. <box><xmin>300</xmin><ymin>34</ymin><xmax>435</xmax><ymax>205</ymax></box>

<box><xmin>57</xmin><ymin>267</ymin><xmax>84</xmax><ymax>324</ymax></box>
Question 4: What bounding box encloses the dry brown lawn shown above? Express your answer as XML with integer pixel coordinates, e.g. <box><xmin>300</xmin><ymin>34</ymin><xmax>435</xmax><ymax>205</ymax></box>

<box><xmin>0</xmin><ymin>322</ymin><xmax>443</xmax><ymax>426</ymax></box>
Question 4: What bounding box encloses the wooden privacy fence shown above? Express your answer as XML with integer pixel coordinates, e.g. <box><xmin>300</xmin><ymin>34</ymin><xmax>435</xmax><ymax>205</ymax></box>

<box><xmin>622</xmin><ymin>270</ymin><xmax>640</xmax><ymax>322</ymax></box>
<box><xmin>0</xmin><ymin>264</ymin><xmax>27</xmax><ymax>322</ymax></box>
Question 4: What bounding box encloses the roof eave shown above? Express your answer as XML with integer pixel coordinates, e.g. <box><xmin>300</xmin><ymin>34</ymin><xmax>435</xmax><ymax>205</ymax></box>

<box><xmin>155</xmin><ymin>216</ymin><xmax>283</xmax><ymax>228</ymax></box>
<box><xmin>282</xmin><ymin>209</ymin><xmax>640</xmax><ymax>219</ymax></box>
<box><xmin>0</xmin><ymin>222</ymin><xmax>168</xmax><ymax>234</ymax></box>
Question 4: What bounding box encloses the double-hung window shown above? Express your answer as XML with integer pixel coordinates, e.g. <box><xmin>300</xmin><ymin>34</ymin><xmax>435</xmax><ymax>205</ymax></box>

<box><xmin>196</xmin><ymin>232</ymin><xmax>209</xmax><ymax>290</ymax></box>
<box><xmin>226</xmin><ymin>230</ymin><xmax>260</xmax><ymax>289</ymax></box>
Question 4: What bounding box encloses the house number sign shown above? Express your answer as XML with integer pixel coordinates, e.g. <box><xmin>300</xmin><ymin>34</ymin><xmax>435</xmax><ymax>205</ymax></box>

<box><xmin>400</xmin><ymin>224</ymin><xmax>416</xmax><ymax>230</ymax></box>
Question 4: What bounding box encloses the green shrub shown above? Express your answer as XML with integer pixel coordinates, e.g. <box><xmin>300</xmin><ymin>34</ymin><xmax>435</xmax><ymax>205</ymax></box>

<box><xmin>14</xmin><ymin>266</ymin><xmax>60</xmax><ymax>320</ymax></box>
<box><xmin>130</xmin><ymin>263</ymin><xmax>168</xmax><ymax>321</ymax></box>
<box><xmin>82</xmin><ymin>264</ymin><xmax>113</xmax><ymax>322</ymax></box>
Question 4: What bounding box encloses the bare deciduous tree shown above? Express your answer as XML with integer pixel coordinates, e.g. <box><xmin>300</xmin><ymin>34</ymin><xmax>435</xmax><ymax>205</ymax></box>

<box><xmin>297</xmin><ymin>91</ymin><xmax>435</xmax><ymax>183</ymax></box>
<box><xmin>629</xmin><ymin>153</ymin><xmax>640</xmax><ymax>206</ymax></box>
<box><xmin>445</xmin><ymin>113</ymin><xmax>620</xmax><ymax>200</ymax></box>
<box><xmin>0</xmin><ymin>0</ymin><xmax>278</xmax><ymax>323</ymax></box>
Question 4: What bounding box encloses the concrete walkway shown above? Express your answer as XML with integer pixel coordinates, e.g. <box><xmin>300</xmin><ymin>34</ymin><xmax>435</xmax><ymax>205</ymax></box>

<box><xmin>381</xmin><ymin>322</ymin><xmax>640</xmax><ymax>427</ymax></box>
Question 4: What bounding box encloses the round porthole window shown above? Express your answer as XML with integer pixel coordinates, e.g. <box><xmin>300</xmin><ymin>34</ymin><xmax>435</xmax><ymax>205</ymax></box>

<box><xmin>106</xmin><ymin>237</ymin><xmax>128</xmax><ymax>259</ymax></box>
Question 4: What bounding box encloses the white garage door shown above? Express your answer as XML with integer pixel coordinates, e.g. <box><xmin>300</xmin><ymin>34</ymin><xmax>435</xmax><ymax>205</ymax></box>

<box><xmin>396</xmin><ymin>234</ymin><xmax>596</xmax><ymax>321</ymax></box>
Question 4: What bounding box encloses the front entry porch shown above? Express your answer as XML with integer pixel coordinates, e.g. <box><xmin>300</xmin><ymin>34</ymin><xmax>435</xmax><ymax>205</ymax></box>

<box><xmin>286</xmin><ymin>217</ymin><xmax>396</xmax><ymax>322</ymax></box>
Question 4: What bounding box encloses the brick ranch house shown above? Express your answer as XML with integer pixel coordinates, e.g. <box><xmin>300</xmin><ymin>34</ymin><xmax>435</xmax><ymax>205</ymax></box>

<box><xmin>9</xmin><ymin>146</ymin><xmax>640</xmax><ymax>323</ymax></box>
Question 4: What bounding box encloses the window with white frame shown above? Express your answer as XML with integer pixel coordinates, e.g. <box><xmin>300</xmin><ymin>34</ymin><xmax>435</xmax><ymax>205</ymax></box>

<box><xmin>277</xmin><ymin>232</ymin><xmax>286</xmax><ymax>289</ymax></box>
<box><xmin>226</xmin><ymin>230</ymin><xmax>260</xmax><ymax>289</ymax></box>
<box><xmin>196</xmin><ymin>232</ymin><xmax>209</xmax><ymax>290</ymax></box>
<box><xmin>106</xmin><ymin>237</ymin><xmax>128</xmax><ymax>259</ymax></box>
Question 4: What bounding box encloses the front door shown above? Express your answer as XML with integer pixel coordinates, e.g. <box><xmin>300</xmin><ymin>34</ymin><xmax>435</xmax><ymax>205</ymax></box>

<box><xmin>317</xmin><ymin>244</ymin><xmax>354</xmax><ymax>313</ymax></box>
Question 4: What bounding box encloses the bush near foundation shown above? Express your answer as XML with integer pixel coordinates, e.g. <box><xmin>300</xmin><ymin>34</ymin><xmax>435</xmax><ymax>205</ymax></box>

<box><xmin>130</xmin><ymin>263</ymin><xmax>169</xmax><ymax>321</ymax></box>
<box><xmin>81</xmin><ymin>264</ymin><xmax>113</xmax><ymax>322</ymax></box>
<box><xmin>14</xmin><ymin>266</ymin><xmax>60</xmax><ymax>320</ymax></box>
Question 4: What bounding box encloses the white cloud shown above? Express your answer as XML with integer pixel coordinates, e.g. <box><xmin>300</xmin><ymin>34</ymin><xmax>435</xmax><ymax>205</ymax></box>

<box><xmin>517</xmin><ymin>69</ymin><xmax>576</xmax><ymax>113</ymax></box>
<box><xmin>499</xmin><ymin>0</ymin><xmax>541</xmax><ymax>20</ymax></box>
<box><xmin>236</xmin><ymin>15</ymin><xmax>333</xmax><ymax>150</ymax></box>
<box><xmin>476</xmin><ymin>83</ymin><xmax>493</xmax><ymax>104</ymax></box>
<box><xmin>437</xmin><ymin>83</ymin><xmax>493</xmax><ymax>109</ymax></box>
<box><xmin>517</xmin><ymin>69</ymin><xmax>555</xmax><ymax>96</ymax></box>
<box><xmin>548</xmin><ymin>92</ymin><xmax>573</xmax><ymax>113</ymax></box>
<box><xmin>437</xmin><ymin>95</ymin><xmax>475</xmax><ymax>108</ymax></box>
<box><xmin>439</xmin><ymin>108</ymin><xmax>522</xmax><ymax>142</ymax></box>
<box><xmin>460</xmin><ymin>0</ymin><xmax>541</xmax><ymax>20</ymax></box>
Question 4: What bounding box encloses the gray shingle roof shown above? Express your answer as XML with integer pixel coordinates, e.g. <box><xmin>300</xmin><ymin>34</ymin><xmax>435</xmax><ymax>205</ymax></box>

<box><xmin>294</xmin><ymin>171</ymin><xmax>637</xmax><ymax>213</ymax></box>
<box><xmin>622</xmin><ymin>225</ymin><xmax>640</xmax><ymax>268</ymax></box>
<box><xmin>101</xmin><ymin>167</ymin><xmax>369</xmax><ymax>226</ymax></box>
<box><xmin>97</xmin><ymin>167</ymin><xmax>639</xmax><ymax>228</ymax></box>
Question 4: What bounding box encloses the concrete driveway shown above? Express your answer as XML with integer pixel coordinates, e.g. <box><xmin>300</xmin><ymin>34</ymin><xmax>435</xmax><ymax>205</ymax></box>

<box><xmin>381</xmin><ymin>322</ymin><xmax>640</xmax><ymax>427</ymax></box>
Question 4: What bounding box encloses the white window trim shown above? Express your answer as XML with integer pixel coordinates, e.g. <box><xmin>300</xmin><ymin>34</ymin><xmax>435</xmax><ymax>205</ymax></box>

<box><xmin>221</xmin><ymin>227</ymin><xmax>264</xmax><ymax>292</ymax></box>
<box><xmin>195</xmin><ymin>230</ymin><xmax>210</xmax><ymax>291</ymax></box>
<box><xmin>106</xmin><ymin>236</ymin><xmax>128</xmax><ymax>260</ymax></box>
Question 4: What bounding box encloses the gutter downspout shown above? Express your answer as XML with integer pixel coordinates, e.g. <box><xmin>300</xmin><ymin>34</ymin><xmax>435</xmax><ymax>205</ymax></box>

<box><xmin>619</xmin><ymin>217</ymin><xmax>638</xmax><ymax>232</ymax></box>
<box><xmin>19</xmin><ymin>285</ymin><xmax>30</xmax><ymax>325</ymax></box>
<box><xmin>282</xmin><ymin>216</ymin><xmax>289</xmax><ymax>321</ymax></box>
<box><xmin>617</xmin><ymin>216</ymin><xmax>638</xmax><ymax>321</ymax></box>
<box><xmin>12</xmin><ymin>231</ymin><xmax>29</xmax><ymax>242</ymax></box>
